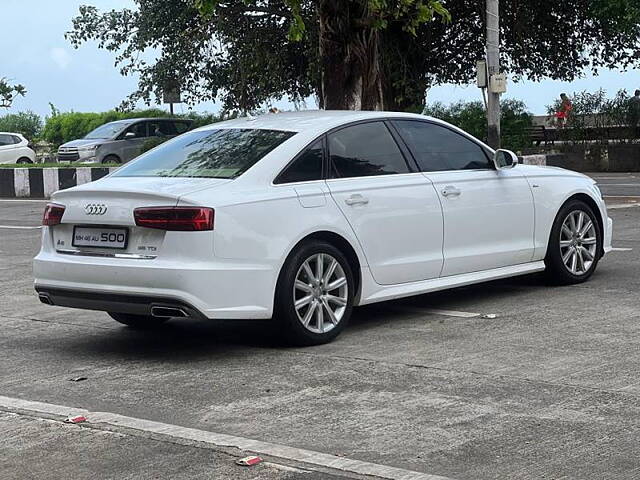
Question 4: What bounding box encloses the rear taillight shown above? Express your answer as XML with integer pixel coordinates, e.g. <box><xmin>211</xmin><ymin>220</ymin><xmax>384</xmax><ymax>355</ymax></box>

<box><xmin>42</xmin><ymin>203</ymin><xmax>65</xmax><ymax>226</ymax></box>
<box><xmin>134</xmin><ymin>207</ymin><xmax>214</xmax><ymax>231</ymax></box>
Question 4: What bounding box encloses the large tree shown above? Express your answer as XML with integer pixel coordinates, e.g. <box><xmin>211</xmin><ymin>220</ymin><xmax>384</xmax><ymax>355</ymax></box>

<box><xmin>67</xmin><ymin>0</ymin><xmax>640</xmax><ymax>112</ymax></box>
<box><xmin>0</xmin><ymin>78</ymin><xmax>26</xmax><ymax>109</ymax></box>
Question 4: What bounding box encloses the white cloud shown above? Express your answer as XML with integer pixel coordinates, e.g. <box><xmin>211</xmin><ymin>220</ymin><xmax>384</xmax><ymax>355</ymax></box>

<box><xmin>50</xmin><ymin>47</ymin><xmax>72</xmax><ymax>70</ymax></box>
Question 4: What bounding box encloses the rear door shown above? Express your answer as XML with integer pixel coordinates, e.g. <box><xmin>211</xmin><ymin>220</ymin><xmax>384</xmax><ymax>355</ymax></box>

<box><xmin>392</xmin><ymin>120</ymin><xmax>535</xmax><ymax>277</ymax></box>
<box><xmin>325</xmin><ymin>121</ymin><xmax>444</xmax><ymax>285</ymax></box>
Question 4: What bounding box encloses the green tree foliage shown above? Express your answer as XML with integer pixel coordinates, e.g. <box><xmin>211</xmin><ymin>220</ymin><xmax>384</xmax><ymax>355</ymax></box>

<box><xmin>0</xmin><ymin>78</ymin><xmax>26</xmax><ymax>109</ymax></box>
<box><xmin>424</xmin><ymin>99</ymin><xmax>533</xmax><ymax>149</ymax></box>
<box><xmin>0</xmin><ymin>111</ymin><xmax>43</xmax><ymax>140</ymax></box>
<box><xmin>67</xmin><ymin>1</ymin><xmax>640</xmax><ymax>112</ymax></box>
<box><xmin>41</xmin><ymin>108</ymin><xmax>220</xmax><ymax>147</ymax></box>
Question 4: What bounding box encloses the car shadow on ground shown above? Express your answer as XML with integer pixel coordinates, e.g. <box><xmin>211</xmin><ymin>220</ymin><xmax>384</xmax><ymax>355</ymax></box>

<box><xmin>56</xmin><ymin>272</ymin><xmax>552</xmax><ymax>360</ymax></box>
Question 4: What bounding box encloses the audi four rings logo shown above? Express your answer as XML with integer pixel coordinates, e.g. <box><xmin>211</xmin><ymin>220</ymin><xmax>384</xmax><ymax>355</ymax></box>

<box><xmin>85</xmin><ymin>204</ymin><xmax>108</xmax><ymax>215</ymax></box>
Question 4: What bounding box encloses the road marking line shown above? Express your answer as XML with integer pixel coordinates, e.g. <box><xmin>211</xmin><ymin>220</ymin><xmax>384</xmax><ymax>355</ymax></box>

<box><xmin>395</xmin><ymin>306</ymin><xmax>481</xmax><ymax>318</ymax></box>
<box><xmin>604</xmin><ymin>195</ymin><xmax>640</xmax><ymax>198</ymax></box>
<box><xmin>0</xmin><ymin>225</ymin><xmax>42</xmax><ymax>230</ymax></box>
<box><xmin>0</xmin><ymin>199</ymin><xmax>48</xmax><ymax>202</ymax></box>
<box><xmin>607</xmin><ymin>204</ymin><xmax>640</xmax><ymax>210</ymax></box>
<box><xmin>0</xmin><ymin>395</ymin><xmax>455</xmax><ymax>480</ymax></box>
<box><xmin>611</xmin><ymin>247</ymin><xmax>633</xmax><ymax>252</ymax></box>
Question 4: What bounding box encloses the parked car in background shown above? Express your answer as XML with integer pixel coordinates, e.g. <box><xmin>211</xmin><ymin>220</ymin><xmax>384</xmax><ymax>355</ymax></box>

<box><xmin>0</xmin><ymin>133</ymin><xmax>36</xmax><ymax>164</ymax></box>
<box><xmin>57</xmin><ymin>118</ymin><xmax>194</xmax><ymax>164</ymax></box>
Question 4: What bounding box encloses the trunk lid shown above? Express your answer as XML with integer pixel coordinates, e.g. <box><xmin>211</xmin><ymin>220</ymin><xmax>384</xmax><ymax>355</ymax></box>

<box><xmin>49</xmin><ymin>176</ymin><xmax>230</xmax><ymax>257</ymax></box>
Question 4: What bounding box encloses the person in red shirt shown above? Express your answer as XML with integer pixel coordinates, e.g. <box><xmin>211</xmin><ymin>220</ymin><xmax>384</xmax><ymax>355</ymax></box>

<box><xmin>556</xmin><ymin>93</ymin><xmax>573</xmax><ymax>127</ymax></box>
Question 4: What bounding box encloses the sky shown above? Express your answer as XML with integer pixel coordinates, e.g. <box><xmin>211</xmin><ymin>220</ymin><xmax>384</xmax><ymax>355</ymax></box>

<box><xmin>2</xmin><ymin>0</ymin><xmax>640</xmax><ymax>118</ymax></box>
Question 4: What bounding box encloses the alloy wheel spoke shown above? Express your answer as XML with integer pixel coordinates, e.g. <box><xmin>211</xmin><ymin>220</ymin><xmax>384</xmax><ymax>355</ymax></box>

<box><xmin>561</xmin><ymin>224</ymin><xmax>573</xmax><ymax>238</ymax></box>
<box><xmin>325</xmin><ymin>294</ymin><xmax>347</xmax><ymax>307</ymax></box>
<box><xmin>562</xmin><ymin>248</ymin><xmax>573</xmax><ymax>264</ymax></box>
<box><xmin>581</xmin><ymin>246</ymin><xmax>594</xmax><ymax>261</ymax></box>
<box><xmin>295</xmin><ymin>295</ymin><xmax>313</xmax><ymax>310</ymax></box>
<box><xmin>322</xmin><ymin>299</ymin><xmax>338</xmax><ymax>325</ymax></box>
<box><xmin>295</xmin><ymin>280</ymin><xmax>313</xmax><ymax>293</ymax></box>
<box><xmin>576</xmin><ymin>248</ymin><xmax>585</xmax><ymax>273</ymax></box>
<box><xmin>560</xmin><ymin>240</ymin><xmax>573</xmax><ymax>247</ymax></box>
<box><xmin>302</xmin><ymin>302</ymin><xmax>316</xmax><ymax>327</ymax></box>
<box><xmin>327</xmin><ymin>276</ymin><xmax>347</xmax><ymax>291</ymax></box>
<box><xmin>316</xmin><ymin>301</ymin><xmax>324</xmax><ymax>332</ymax></box>
<box><xmin>576</xmin><ymin>211</ymin><xmax>584</xmax><ymax>233</ymax></box>
<box><xmin>323</xmin><ymin>259</ymin><xmax>338</xmax><ymax>284</ymax></box>
<box><xmin>315</xmin><ymin>254</ymin><xmax>324</xmax><ymax>282</ymax></box>
<box><xmin>579</xmin><ymin>219</ymin><xmax>593</xmax><ymax>238</ymax></box>
<box><xmin>569</xmin><ymin>213</ymin><xmax>577</xmax><ymax>233</ymax></box>
<box><xmin>570</xmin><ymin>250</ymin><xmax>578</xmax><ymax>273</ymax></box>
<box><xmin>581</xmin><ymin>237</ymin><xmax>597</xmax><ymax>245</ymax></box>
<box><xmin>302</xmin><ymin>261</ymin><xmax>316</xmax><ymax>284</ymax></box>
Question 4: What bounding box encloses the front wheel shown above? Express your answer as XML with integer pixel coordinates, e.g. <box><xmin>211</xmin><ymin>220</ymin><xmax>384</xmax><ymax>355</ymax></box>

<box><xmin>275</xmin><ymin>241</ymin><xmax>355</xmax><ymax>346</ymax></box>
<box><xmin>545</xmin><ymin>200</ymin><xmax>602</xmax><ymax>284</ymax></box>
<box><xmin>108</xmin><ymin>312</ymin><xmax>167</xmax><ymax>329</ymax></box>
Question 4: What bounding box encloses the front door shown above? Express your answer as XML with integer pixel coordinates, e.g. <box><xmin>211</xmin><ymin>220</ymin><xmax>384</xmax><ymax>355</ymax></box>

<box><xmin>325</xmin><ymin>121</ymin><xmax>444</xmax><ymax>285</ymax></box>
<box><xmin>391</xmin><ymin>120</ymin><xmax>535</xmax><ymax>277</ymax></box>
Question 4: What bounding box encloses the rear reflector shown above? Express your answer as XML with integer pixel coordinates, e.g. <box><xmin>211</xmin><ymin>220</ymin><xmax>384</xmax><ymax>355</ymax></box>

<box><xmin>42</xmin><ymin>203</ymin><xmax>65</xmax><ymax>226</ymax></box>
<box><xmin>134</xmin><ymin>207</ymin><xmax>214</xmax><ymax>231</ymax></box>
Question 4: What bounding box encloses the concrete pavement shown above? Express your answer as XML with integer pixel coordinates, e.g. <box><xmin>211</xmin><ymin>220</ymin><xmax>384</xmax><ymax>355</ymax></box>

<box><xmin>1</xmin><ymin>197</ymin><xmax>639</xmax><ymax>479</ymax></box>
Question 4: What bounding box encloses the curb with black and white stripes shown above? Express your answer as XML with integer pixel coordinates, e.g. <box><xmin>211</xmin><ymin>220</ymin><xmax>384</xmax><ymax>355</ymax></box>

<box><xmin>0</xmin><ymin>167</ymin><xmax>118</xmax><ymax>199</ymax></box>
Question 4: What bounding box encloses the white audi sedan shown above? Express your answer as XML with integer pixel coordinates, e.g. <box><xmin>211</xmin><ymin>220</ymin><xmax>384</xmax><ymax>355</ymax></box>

<box><xmin>34</xmin><ymin>111</ymin><xmax>612</xmax><ymax>345</ymax></box>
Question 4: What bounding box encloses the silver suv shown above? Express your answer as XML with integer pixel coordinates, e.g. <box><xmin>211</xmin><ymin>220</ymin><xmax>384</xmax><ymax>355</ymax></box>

<box><xmin>57</xmin><ymin>118</ymin><xmax>194</xmax><ymax>164</ymax></box>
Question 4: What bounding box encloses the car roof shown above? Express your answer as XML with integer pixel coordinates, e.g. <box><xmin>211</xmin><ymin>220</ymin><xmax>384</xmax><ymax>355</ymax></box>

<box><xmin>107</xmin><ymin>118</ymin><xmax>193</xmax><ymax>124</ymax></box>
<box><xmin>197</xmin><ymin>110</ymin><xmax>435</xmax><ymax>135</ymax></box>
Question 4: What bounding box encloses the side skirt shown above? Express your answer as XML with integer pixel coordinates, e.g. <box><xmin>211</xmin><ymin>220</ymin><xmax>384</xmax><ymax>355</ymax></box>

<box><xmin>358</xmin><ymin>261</ymin><xmax>546</xmax><ymax>306</ymax></box>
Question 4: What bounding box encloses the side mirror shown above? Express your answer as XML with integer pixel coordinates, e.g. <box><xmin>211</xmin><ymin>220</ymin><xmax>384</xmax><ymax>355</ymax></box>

<box><xmin>492</xmin><ymin>149</ymin><xmax>518</xmax><ymax>170</ymax></box>
<box><xmin>124</xmin><ymin>132</ymin><xmax>136</xmax><ymax>139</ymax></box>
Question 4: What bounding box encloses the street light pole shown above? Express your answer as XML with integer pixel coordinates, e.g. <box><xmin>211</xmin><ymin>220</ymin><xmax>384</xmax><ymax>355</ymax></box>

<box><xmin>486</xmin><ymin>0</ymin><xmax>500</xmax><ymax>149</ymax></box>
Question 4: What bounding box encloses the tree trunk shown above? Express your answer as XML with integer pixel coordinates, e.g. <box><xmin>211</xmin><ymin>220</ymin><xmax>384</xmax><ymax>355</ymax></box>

<box><xmin>318</xmin><ymin>0</ymin><xmax>384</xmax><ymax>111</ymax></box>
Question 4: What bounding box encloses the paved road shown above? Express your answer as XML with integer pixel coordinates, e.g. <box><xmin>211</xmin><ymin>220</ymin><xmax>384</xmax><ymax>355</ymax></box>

<box><xmin>1</xmin><ymin>199</ymin><xmax>640</xmax><ymax>479</ymax></box>
<box><xmin>589</xmin><ymin>172</ymin><xmax>640</xmax><ymax>198</ymax></box>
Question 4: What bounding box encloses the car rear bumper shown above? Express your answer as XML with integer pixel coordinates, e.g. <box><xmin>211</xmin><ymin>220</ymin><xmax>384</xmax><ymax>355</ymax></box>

<box><xmin>33</xmin><ymin>248</ymin><xmax>277</xmax><ymax>320</ymax></box>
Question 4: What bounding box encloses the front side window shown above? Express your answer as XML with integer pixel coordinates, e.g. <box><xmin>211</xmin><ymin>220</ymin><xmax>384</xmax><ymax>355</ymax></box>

<box><xmin>123</xmin><ymin>122</ymin><xmax>148</xmax><ymax>139</ymax></box>
<box><xmin>275</xmin><ymin>140</ymin><xmax>323</xmax><ymax>184</ymax></box>
<box><xmin>328</xmin><ymin>122</ymin><xmax>409</xmax><ymax>179</ymax></box>
<box><xmin>392</xmin><ymin>120</ymin><xmax>491</xmax><ymax>172</ymax></box>
<box><xmin>113</xmin><ymin>128</ymin><xmax>296</xmax><ymax>179</ymax></box>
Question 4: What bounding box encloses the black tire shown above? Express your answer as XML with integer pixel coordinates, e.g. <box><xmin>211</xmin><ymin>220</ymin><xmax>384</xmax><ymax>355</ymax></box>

<box><xmin>544</xmin><ymin>199</ymin><xmax>602</xmax><ymax>285</ymax></box>
<box><xmin>102</xmin><ymin>155</ymin><xmax>121</xmax><ymax>165</ymax></box>
<box><xmin>275</xmin><ymin>241</ymin><xmax>355</xmax><ymax>346</ymax></box>
<box><xmin>17</xmin><ymin>157</ymin><xmax>33</xmax><ymax>164</ymax></box>
<box><xmin>108</xmin><ymin>312</ymin><xmax>167</xmax><ymax>329</ymax></box>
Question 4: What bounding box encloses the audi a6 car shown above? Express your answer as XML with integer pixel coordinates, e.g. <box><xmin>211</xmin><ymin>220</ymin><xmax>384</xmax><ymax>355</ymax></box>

<box><xmin>57</xmin><ymin>118</ymin><xmax>193</xmax><ymax>164</ymax></box>
<box><xmin>34</xmin><ymin>111</ymin><xmax>612</xmax><ymax>345</ymax></box>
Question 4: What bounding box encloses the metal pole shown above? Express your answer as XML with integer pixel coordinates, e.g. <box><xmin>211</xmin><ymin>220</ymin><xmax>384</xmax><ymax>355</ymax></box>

<box><xmin>486</xmin><ymin>0</ymin><xmax>500</xmax><ymax>149</ymax></box>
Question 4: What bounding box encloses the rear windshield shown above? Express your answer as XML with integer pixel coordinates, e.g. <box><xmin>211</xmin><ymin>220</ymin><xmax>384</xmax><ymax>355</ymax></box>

<box><xmin>113</xmin><ymin>128</ymin><xmax>296</xmax><ymax>179</ymax></box>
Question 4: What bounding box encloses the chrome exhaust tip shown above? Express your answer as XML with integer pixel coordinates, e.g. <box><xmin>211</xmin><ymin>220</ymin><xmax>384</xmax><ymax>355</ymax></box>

<box><xmin>150</xmin><ymin>306</ymin><xmax>188</xmax><ymax>318</ymax></box>
<box><xmin>38</xmin><ymin>293</ymin><xmax>53</xmax><ymax>305</ymax></box>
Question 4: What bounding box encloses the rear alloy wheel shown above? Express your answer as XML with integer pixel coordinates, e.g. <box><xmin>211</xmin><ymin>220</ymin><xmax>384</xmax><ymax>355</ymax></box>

<box><xmin>108</xmin><ymin>312</ymin><xmax>167</xmax><ymax>329</ymax></box>
<box><xmin>17</xmin><ymin>157</ymin><xmax>33</xmax><ymax>164</ymax></box>
<box><xmin>276</xmin><ymin>242</ymin><xmax>354</xmax><ymax>345</ymax></box>
<box><xmin>545</xmin><ymin>200</ymin><xmax>602</xmax><ymax>284</ymax></box>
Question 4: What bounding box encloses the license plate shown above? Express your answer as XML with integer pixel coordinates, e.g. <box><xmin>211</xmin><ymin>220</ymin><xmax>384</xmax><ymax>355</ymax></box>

<box><xmin>72</xmin><ymin>226</ymin><xmax>128</xmax><ymax>249</ymax></box>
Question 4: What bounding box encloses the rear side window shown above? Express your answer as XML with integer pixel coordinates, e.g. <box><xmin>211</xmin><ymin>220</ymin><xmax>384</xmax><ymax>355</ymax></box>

<box><xmin>275</xmin><ymin>140</ymin><xmax>323</xmax><ymax>184</ymax></box>
<box><xmin>328</xmin><ymin>122</ymin><xmax>409</xmax><ymax>179</ymax></box>
<box><xmin>392</xmin><ymin>120</ymin><xmax>491</xmax><ymax>171</ymax></box>
<box><xmin>0</xmin><ymin>134</ymin><xmax>14</xmax><ymax>146</ymax></box>
<box><xmin>113</xmin><ymin>128</ymin><xmax>296</xmax><ymax>179</ymax></box>
<box><xmin>149</xmin><ymin>120</ymin><xmax>176</xmax><ymax>136</ymax></box>
<box><xmin>11</xmin><ymin>135</ymin><xmax>21</xmax><ymax>144</ymax></box>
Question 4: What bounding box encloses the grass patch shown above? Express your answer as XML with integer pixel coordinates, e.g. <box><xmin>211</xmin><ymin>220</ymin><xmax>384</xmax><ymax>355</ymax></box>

<box><xmin>0</xmin><ymin>163</ymin><xmax>121</xmax><ymax>169</ymax></box>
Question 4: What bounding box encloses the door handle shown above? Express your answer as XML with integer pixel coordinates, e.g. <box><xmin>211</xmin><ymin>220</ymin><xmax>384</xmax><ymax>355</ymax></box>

<box><xmin>345</xmin><ymin>194</ymin><xmax>369</xmax><ymax>206</ymax></box>
<box><xmin>441</xmin><ymin>186</ymin><xmax>461</xmax><ymax>198</ymax></box>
